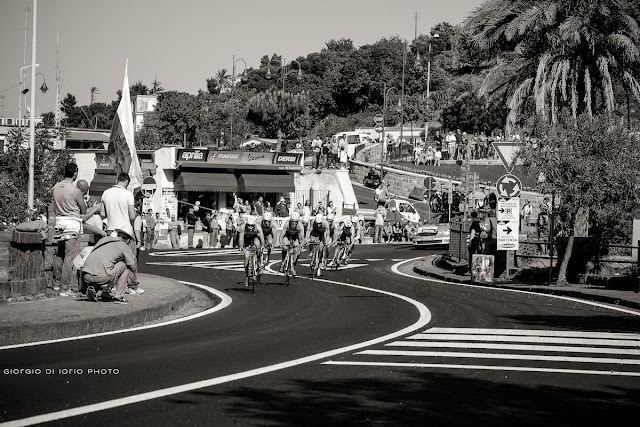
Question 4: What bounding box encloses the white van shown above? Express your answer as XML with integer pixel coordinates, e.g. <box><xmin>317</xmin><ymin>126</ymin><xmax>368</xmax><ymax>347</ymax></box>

<box><xmin>332</xmin><ymin>132</ymin><xmax>373</xmax><ymax>158</ymax></box>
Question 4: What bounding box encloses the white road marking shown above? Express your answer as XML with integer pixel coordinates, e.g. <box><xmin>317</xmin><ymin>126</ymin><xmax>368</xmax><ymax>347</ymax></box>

<box><xmin>423</xmin><ymin>327</ymin><xmax>640</xmax><ymax>339</ymax></box>
<box><xmin>298</xmin><ymin>263</ymin><xmax>368</xmax><ymax>270</ymax></box>
<box><xmin>388</xmin><ymin>341</ymin><xmax>640</xmax><ymax>355</ymax></box>
<box><xmin>322</xmin><ymin>361</ymin><xmax>640</xmax><ymax>377</ymax></box>
<box><xmin>3</xmin><ymin>260</ymin><xmax>430</xmax><ymax>426</ymax></box>
<box><xmin>366</xmin><ymin>258</ymin><xmax>384</xmax><ymax>262</ymax></box>
<box><xmin>408</xmin><ymin>334</ymin><xmax>640</xmax><ymax>347</ymax></box>
<box><xmin>357</xmin><ymin>349</ymin><xmax>640</xmax><ymax>365</ymax></box>
<box><xmin>150</xmin><ymin>249</ymin><xmax>241</xmax><ymax>257</ymax></box>
<box><xmin>0</xmin><ymin>282</ymin><xmax>232</xmax><ymax>351</ymax></box>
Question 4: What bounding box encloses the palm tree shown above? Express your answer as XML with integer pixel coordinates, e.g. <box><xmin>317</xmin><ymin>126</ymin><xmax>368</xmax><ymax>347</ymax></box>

<box><xmin>465</xmin><ymin>0</ymin><xmax>640</xmax><ymax>132</ymax></box>
<box><xmin>208</xmin><ymin>69</ymin><xmax>232</xmax><ymax>94</ymax></box>
<box><xmin>89</xmin><ymin>86</ymin><xmax>100</xmax><ymax>105</ymax></box>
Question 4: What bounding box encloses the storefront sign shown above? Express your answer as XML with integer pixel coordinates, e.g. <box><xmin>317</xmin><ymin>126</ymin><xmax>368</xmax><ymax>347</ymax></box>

<box><xmin>242</xmin><ymin>152</ymin><xmax>273</xmax><ymax>166</ymax></box>
<box><xmin>273</xmin><ymin>153</ymin><xmax>300</xmax><ymax>165</ymax></box>
<box><xmin>207</xmin><ymin>151</ymin><xmax>242</xmax><ymax>164</ymax></box>
<box><xmin>177</xmin><ymin>149</ymin><xmax>207</xmax><ymax>162</ymax></box>
<box><xmin>95</xmin><ymin>153</ymin><xmax>114</xmax><ymax>171</ymax></box>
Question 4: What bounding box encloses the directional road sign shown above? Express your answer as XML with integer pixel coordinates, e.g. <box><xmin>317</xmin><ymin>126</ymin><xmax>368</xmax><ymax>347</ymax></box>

<box><xmin>374</xmin><ymin>125</ymin><xmax>383</xmax><ymax>133</ymax></box>
<box><xmin>497</xmin><ymin>197</ymin><xmax>520</xmax><ymax>251</ymax></box>
<box><xmin>496</xmin><ymin>174</ymin><xmax>522</xmax><ymax>199</ymax></box>
<box><xmin>374</xmin><ymin>114</ymin><xmax>384</xmax><ymax>124</ymax></box>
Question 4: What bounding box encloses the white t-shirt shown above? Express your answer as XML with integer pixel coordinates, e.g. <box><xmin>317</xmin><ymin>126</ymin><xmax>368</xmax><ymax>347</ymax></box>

<box><xmin>101</xmin><ymin>185</ymin><xmax>135</xmax><ymax>236</ymax></box>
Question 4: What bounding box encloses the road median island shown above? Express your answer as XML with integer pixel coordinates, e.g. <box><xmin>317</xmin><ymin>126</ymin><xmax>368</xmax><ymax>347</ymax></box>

<box><xmin>0</xmin><ymin>273</ymin><xmax>219</xmax><ymax>346</ymax></box>
<box><xmin>411</xmin><ymin>255</ymin><xmax>640</xmax><ymax>311</ymax></box>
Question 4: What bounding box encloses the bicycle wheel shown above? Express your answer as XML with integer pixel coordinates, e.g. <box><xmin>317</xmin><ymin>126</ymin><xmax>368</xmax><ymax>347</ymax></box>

<box><xmin>251</xmin><ymin>251</ymin><xmax>258</xmax><ymax>292</ymax></box>
<box><xmin>310</xmin><ymin>245</ymin><xmax>318</xmax><ymax>279</ymax></box>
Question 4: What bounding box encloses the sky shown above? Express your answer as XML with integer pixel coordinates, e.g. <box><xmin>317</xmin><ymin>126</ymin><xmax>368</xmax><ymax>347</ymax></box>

<box><xmin>0</xmin><ymin>0</ymin><xmax>481</xmax><ymax>118</ymax></box>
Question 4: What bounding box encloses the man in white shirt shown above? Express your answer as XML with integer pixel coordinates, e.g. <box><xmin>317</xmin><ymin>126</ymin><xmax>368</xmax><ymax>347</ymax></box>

<box><xmin>100</xmin><ymin>172</ymin><xmax>143</xmax><ymax>294</ymax></box>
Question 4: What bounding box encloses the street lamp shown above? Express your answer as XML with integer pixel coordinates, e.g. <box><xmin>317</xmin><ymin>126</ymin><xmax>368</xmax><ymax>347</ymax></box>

<box><xmin>230</xmin><ymin>55</ymin><xmax>247</xmax><ymax>148</ymax></box>
<box><xmin>27</xmin><ymin>0</ymin><xmax>38</xmax><ymax>212</ymax></box>
<box><xmin>265</xmin><ymin>57</ymin><xmax>302</xmax><ymax>92</ymax></box>
<box><xmin>415</xmin><ymin>33</ymin><xmax>439</xmax><ymax>142</ymax></box>
<box><xmin>381</xmin><ymin>83</ymin><xmax>398</xmax><ymax>178</ymax></box>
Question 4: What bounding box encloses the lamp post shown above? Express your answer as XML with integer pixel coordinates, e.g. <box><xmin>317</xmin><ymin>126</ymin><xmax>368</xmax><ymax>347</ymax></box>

<box><xmin>18</xmin><ymin>63</ymin><xmax>39</xmax><ymax>128</ymax></box>
<box><xmin>381</xmin><ymin>83</ymin><xmax>398</xmax><ymax>178</ymax></box>
<box><xmin>416</xmin><ymin>33</ymin><xmax>439</xmax><ymax>144</ymax></box>
<box><xmin>27</xmin><ymin>0</ymin><xmax>37</xmax><ymax>211</ymax></box>
<box><xmin>230</xmin><ymin>55</ymin><xmax>247</xmax><ymax>149</ymax></box>
<box><xmin>399</xmin><ymin>42</ymin><xmax>406</xmax><ymax>161</ymax></box>
<box><xmin>265</xmin><ymin>57</ymin><xmax>302</xmax><ymax>92</ymax></box>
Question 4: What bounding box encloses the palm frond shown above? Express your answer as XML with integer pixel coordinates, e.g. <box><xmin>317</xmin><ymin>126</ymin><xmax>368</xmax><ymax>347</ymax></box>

<box><xmin>596</xmin><ymin>56</ymin><xmax>615</xmax><ymax>112</ymax></box>
<box><xmin>571</xmin><ymin>69</ymin><xmax>578</xmax><ymax>120</ymax></box>
<box><xmin>620</xmin><ymin>14</ymin><xmax>640</xmax><ymax>39</ymax></box>
<box><xmin>584</xmin><ymin>67</ymin><xmax>592</xmax><ymax>118</ymax></box>
<box><xmin>560</xmin><ymin>59</ymin><xmax>570</xmax><ymax>101</ymax></box>
<box><xmin>506</xmin><ymin>77</ymin><xmax>533</xmax><ymax>134</ymax></box>
<box><xmin>504</xmin><ymin>5</ymin><xmax>543</xmax><ymax>41</ymax></box>
<box><xmin>623</xmin><ymin>71</ymin><xmax>640</xmax><ymax>102</ymax></box>
<box><xmin>534</xmin><ymin>53</ymin><xmax>552</xmax><ymax>118</ymax></box>
<box><xmin>550</xmin><ymin>61</ymin><xmax>563</xmax><ymax>123</ymax></box>
<box><xmin>607</xmin><ymin>33</ymin><xmax>640</xmax><ymax>63</ymax></box>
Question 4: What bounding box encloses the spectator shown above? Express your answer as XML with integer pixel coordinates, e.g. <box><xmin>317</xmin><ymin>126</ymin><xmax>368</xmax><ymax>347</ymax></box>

<box><xmin>52</xmin><ymin>163</ymin><xmax>87</xmax><ymax>296</ymax></box>
<box><xmin>153</xmin><ymin>213</ymin><xmax>163</xmax><ymax>249</ymax></box>
<box><xmin>521</xmin><ymin>199</ymin><xmax>533</xmax><ymax>234</ymax></box>
<box><xmin>82</xmin><ymin>229</ymin><xmax>138</xmax><ymax>304</ymax></box>
<box><xmin>446</xmin><ymin>131</ymin><xmax>456</xmax><ymax>160</ymax></box>
<box><xmin>392</xmin><ymin>221</ymin><xmax>403</xmax><ymax>242</ymax></box>
<box><xmin>254</xmin><ymin>196</ymin><xmax>264</xmax><ymax>216</ymax></box>
<box><xmin>330</xmin><ymin>138</ymin><xmax>339</xmax><ymax>168</ymax></box>
<box><xmin>358</xmin><ymin>219</ymin><xmax>365</xmax><ymax>243</ymax></box>
<box><xmin>378</xmin><ymin>183</ymin><xmax>390</xmax><ymax>208</ymax></box>
<box><xmin>233</xmin><ymin>196</ymin><xmax>243</xmax><ymax>213</ymax></box>
<box><xmin>374</xmin><ymin>204</ymin><xmax>387</xmax><ymax>243</ymax></box>
<box><xmin>537</xmin><ymin>201</ymin><xmax>550</xmax><ymax>254</ymax></box>
<box><xmin>296</xmin><ymin>202</ymin><xmax>304</xmax><ymax>216</ymax></box>
<box><xmin>326</xmin><ymin>200</ymin><xmax>335</xmax><ymax>216</ymax></box>
<box><xmin>209</xmin><ymin>212</ymin><xmax>220</xmax><ymax>249</ymax></box>
<box><xmin>434</xmin><ymin>147</ymin><xmax>442</xmax><ymax>166</ymax></box>
<box><xmin>468</xmin><ymin>211</ymin><xmax>483</xmax><ymax>273</ymax></box>
<box><xmin>275</xmin><ymin>197</ymin><xmax>289</xmax><ymax>217</ymax></box>
<box><xmin>145</xmin><ymin>209</ymin><xmax>155</xmax><ymax>251</ymax></box>
<box><xmin>264</xmin><ymin>201</ymin><xmax>273</xmax><ymax>213</ymax></box>
<box><xmin>225</xmin><ymin>213</ymin><xmax>235</xmax><ymax>248</ymax></box>
<box><xmin>314</xmin><ymin>201</ymin><xmax>326</xmax><ymax>215</ymax></box>
<box><xmin>403</xmin><ymin>221</ymin><xmax>416</xmax><ymax>241</ymax></box>
<box><xmin>75</xmin><ymin>180</ymin><xmax>105</xmax><ymax>238</ymax></box>
<box><xmin>312</xmin><ymin>135</ymin><xmax>322</xmax><ymax>168</ymax></box>
<box><xmin>133</xmin><ymin>205</ymin><xmax>145</xmax><ymax>255</ymax></box>
<box><xmin>186</xmin><ymin>206</ymin><xmax>197</xmax><ymax>248</ymax></box>
<box><xmin>168</xmin><ymin>215</ymin><xmax>180</xmax><ymax>249</ymax></box>
<box><xmin>321</xmin><ymin>138</ymin><xmax>330</xmax><ymax>168</ymax></box>
<box><xmin>303</xmin><ymin>200</ymin><xmax>312</xmax><ymax>217</ymax></box>
<box><xmin>339</xmin><ymin>146</ymin><xmax>348</xmax><ymax>169</ymax></box>
<box><xmin>383</xmin><ymin>221</ymin><xmax>393</xmax><ymax>243</ymax></box>
<box><xmin>243</xmin><ymin>200</ymin><xmax>252</xmax><ymax>214</ymax></box>
<box><xmin>202</xmin><ymin>211</ymin><xmax>212</xmax><ymax>248</ymax></box>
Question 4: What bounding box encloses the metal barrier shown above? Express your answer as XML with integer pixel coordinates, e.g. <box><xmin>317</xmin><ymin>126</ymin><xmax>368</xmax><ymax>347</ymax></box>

<box><xmin>291</xmin><ymin>189</ymin><xmax>331</xmax><ymax>212</ymax></box>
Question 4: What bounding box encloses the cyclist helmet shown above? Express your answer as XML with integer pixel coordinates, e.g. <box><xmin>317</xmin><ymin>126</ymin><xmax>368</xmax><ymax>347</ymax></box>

<box><xmin>351</xmin><ymin>215</ymin><xmax>359</xmax><ymax>223</ymax></box>
<box><xmin>315</xmin><ymin>213</ymin><xmax>324</xmax><ymax>223</ymax></box>
<box><xmin>263</xmin><ymin>212</ymin><xmax>273</xmax><ymax>221</ymax></box>
<box><xmin>291</xmin><ymin>212</ymin><xmax>300</xmax><ymax>221</ymax></box>
<box><xmin>247</xmin><ymin>216</ymin><xmax>257</xmax><ymax>225</ymax></box>
<box><xmin>327</xmin><ymin>212</ymin><xmax>336</xmax><ymax>222</ymax></box>
<box><xmin>344</xmin><ymin>219</ymin><xmax>352</xmax><ymax>228</ymax></box>
<box><xmin>302</xmin><ymin>215</ymin><xmax>310</xmax><ymax>224</ymax></box>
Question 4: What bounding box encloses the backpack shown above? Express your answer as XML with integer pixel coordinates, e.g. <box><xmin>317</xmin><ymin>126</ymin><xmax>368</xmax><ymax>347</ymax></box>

<box><xmin>72</xmin><ymin>246</ymin><xmax>95</xmax><ymax>271</ymax></box>
<box><xmin>481</xmin><ymin>217</ymin><xmax>497</xmax><ymax>240</ymax></box>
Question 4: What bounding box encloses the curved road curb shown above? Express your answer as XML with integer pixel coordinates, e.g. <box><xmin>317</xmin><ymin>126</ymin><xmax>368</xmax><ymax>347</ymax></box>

<box><xmin>0</xmin><ymin>274</ymin><xmax>217</xmax><ymax>347</ymax></box>
<box><xmin>412</xmin><ymin>255</ymin><xmax>640</xmax><ymax>312</ymax></box>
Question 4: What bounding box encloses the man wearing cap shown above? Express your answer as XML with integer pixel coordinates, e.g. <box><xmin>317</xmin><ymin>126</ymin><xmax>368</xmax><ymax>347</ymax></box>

<box><xmin>82</xmin><ymin>229</ymin><xmax>138</xmax><ymax>304</ymax></box>
<box><xmin>275</xmin><ymin>197</ymin><xmax>288</xmax><ymax>217</ymax></box>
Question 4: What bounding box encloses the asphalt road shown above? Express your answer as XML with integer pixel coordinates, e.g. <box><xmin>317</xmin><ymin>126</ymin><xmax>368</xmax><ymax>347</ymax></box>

<box><xmin>2</xmin><ymin>244</ymin><xmax>640</xmax><ymax>426</ymax></box>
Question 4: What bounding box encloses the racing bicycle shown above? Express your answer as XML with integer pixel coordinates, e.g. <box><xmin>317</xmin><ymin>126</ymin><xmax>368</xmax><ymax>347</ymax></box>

<box><xmin>308</xmin><ymin>239</ymin><xmax>323</xmax><ymax>280</ymax></box>
<box><xmin>244</xmin><ymin>245</ymin><xmax>260</xmax><ymax>293</ymax></box>
<box><xmin>281</xmin><ymin>245</ymin><xmax>294</xmax><ymax>286</ymax></box>
<box><xmin>329</xmin><ymin>241</ymin><xmax>350</xmax><ymax>271</ymax></box>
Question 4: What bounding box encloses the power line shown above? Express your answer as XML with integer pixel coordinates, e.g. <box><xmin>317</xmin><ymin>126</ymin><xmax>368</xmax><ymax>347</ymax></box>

<box><xmin>0</xmin><ymin>84</ymin><xmax>21</xmax><ymax>94</ymax></box>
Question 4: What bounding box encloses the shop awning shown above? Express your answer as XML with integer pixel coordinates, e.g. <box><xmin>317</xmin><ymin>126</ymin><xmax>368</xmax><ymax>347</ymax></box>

<box><xmin>174</xmin><ymin>171</ymin><xmax>237</xmax><ymax>192</ymax></box>
<box><xmin>237</xmin><ymin>173</ymin><xmax>295</xmax><ymax>193</ymax></box>
<box><xmin>89</xmin><ymin>173</ymin><xmax>117</xmax><ymax>196</ymax></box>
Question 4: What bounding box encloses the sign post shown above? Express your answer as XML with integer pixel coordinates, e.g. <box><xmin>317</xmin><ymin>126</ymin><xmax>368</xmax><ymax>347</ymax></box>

<box><xmin>496</xmin><ymin>173</ymin><xmax>523</xmax><ymax>277</ymax></box>
<box><xmin>493</xmin><ymin>142</ymin><xmax>521</xmax><ymax>173</ymax></box>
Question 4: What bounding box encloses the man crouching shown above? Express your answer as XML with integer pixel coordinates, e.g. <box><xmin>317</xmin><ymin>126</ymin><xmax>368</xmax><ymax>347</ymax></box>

<box><xmin>82</xmin><ymin>229</ymin><xmax>138</xmax><ymax>304</ymax></box>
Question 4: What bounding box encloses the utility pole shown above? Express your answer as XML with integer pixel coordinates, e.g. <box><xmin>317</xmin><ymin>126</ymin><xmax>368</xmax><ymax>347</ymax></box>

<box><xmin>27</xmin><ymin>0</ymin><xmax>37</xmax><ymax>211</ymax></box>
<box><xmin>54</xmin><ymin>29</ymin><xmax>61</xmax><ymax>129</ymax></box>
<box><xmin>413</xmin><ymin>12</ymin><xmax>418</xmax><ymax>41</ymax></box>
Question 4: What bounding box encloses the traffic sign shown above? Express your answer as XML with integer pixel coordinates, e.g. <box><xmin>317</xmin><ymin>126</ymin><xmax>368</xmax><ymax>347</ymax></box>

<box><xmin>374</xmin><ymin>114</ymin><xmax>384</xmax><ymax>124</ymax></box>
<box><xmin>497</xmin><ymin>219</ymin><xmax>520</xmax><ymax>250</ymax></box>
<box><xmin>424</xmin><ymin>176</ymin><xmax>436</xmax><ymax>190</ymax></box>
<box><xmin>493</xmin><ymin>142</ymin><xmax>521</xmax><ymax>172</ymax></box>
<box><xmin>497</xmin><ymin>198</ymin><xmax>520</xmax><ymax>222</ymax></box>
<box><xmin>496</xmin><ymin>174</ymin><xmax>522</xmax><ymax>199</ymax></box>
<box><xmin>374</xmin><ymin>125</ymin><xmax>383</xmax><ymax>133</ymax></box>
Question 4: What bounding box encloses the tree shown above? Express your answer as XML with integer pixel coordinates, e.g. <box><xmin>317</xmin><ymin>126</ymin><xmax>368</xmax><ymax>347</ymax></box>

<box><xmin>520</xmin><ymin>115</ymin><xmax>640</xmax><ymax>284</ymax></box>
<box><xmin>150</xmin><ymin>76</ymin><xmax>164</xmax><ymax>94</ymax></box>
<box><xmin>247</xmin><ymin>89</ymin><xmax>310</xmax><ymax>139</ymax></box>
<box><xmin>0</xmin><ymin>126</ymin><xmax>72</xmax><ymax>223</ymax></box>
<box><xmin>154</xmin><ymin>91</ymin><xmax>201</xmax><ymax>146</ymax></box>
<box><xmin>90</xmin><ymin>86</ymin><xmax>100</xmax><ymax>104</ymax></box>
<box><xmin>466</xmin><ymin>0</ymin><xmax>640</xmax><ymax>132</ymax></box>
<box><xmin>207</xmin><ymin>69</ymin><xmax>232</xmax><ymax>95</ymax></box>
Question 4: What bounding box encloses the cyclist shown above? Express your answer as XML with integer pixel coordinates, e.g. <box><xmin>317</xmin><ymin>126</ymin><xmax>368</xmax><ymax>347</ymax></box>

<box><xmin>306</xmin><ymin>213</ymin><xmax>330</xmax><ymax>276</ymax></box>
<box><xmin>330</xmin><ymin>218</ymin><xmax>355</xmax><ymax>267</ymax></box>
<box><xmin>323</xmin><ymin>212</ymin><xmax>338</xmax><ymax>268</ymax></box>
<box><xmin>345</xmin><ymin>215</ymin><xmax>360</xmax><ymax>263</ymax></box>
<box><xmin>238</xmin><ymin>215</ymin><xmax>264</xmax><ymax>274</ymax></box>
<box><xmin>260</xmin><ymin>212</ymin><xmax>276</xmax><ymax>261</ymax></box>
<box><xmin>280</xmin><ymin>212</ymin><xmax>305</xmax><ymax>276</ymax></box>
<box><xmin>301</xmin><ymin>214</ymin><xmax>311</xmax><ymax>237</ymax></box>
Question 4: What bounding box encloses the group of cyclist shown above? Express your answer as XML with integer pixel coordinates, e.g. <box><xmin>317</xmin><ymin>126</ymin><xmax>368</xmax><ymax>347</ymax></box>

<box><xmin>238</xmin><ymin>210</ymin><xmax>360</xmax><ymax>278</ymax></box>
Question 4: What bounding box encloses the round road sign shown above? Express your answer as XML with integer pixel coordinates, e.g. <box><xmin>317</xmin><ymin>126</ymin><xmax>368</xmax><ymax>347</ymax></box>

<box><xmin>496</xmin><ymin>174</ymin><xmax>522</xmax><ymax>199</ymax></box>
<box><xmin>374</xmin><ymin>114</ymin><xmax>384</xmax><ymax>124</ymax></box>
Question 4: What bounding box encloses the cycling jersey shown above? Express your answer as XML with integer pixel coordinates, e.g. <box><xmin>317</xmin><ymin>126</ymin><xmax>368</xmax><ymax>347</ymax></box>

<box><xmin>328</xmin><ymin>221</ymin><xmax>336</xmax><ymax>239</ymax></box>
<box><xmin>261</xmin><ymin>220</ymin><xmax>273</xmax><ymax>238</ymax></box>
<box><xmin>339</xmin><ymin>226</ymin><xmax>352</xmax><ymax>241</ymax></box>
<box><xmin>310</xmin><ymin>221</ymin><xmax>326</xmax><ymax>241</ymax></box>
<box><xmin>284</xmin><ymin>221</ymin><xmax>301</xmax><ymax>241</ymax></box>
<box><xmin>243</xmin><ymin>224</ymin><xmax>259</xmax><ymax>246</ymax></box>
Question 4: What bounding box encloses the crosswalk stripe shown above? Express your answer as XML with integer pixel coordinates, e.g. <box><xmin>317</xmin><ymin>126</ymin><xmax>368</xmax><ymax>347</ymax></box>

<box><xmin>423</xmin><ymin>328</ymin><xmax>640</xmax><ymax>340</ymax></box>
<box><xmin>387</xmin><ymin>341</ymin><xmax>640</xmax><ymax>355</ymax></box>
<box><xmin>408</xmin><ymin>334</ymin><xmax>640</xmax><ymax>347</ymax></box>
<box><xmin>322</xmin><ymin>361</ymin><xmax>640</xmax><ymax>377</ymax></box>
<box><xmin>356</xmin><ymin>349</ymin><xmax>640</xmax><ymax>365</ymax></box>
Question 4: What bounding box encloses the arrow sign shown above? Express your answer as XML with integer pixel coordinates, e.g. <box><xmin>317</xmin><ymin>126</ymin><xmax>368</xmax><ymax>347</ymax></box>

<box><xmin>504</xmin><ymin>226</ymin><xmax>513</xmax><ymax>234</ymax></box>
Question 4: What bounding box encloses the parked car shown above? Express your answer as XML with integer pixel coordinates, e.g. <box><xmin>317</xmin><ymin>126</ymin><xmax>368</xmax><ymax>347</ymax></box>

<box><xmin>359</xmin><ymin>199</ymin><xmax>421</xmax><ymax>224</ymax></box>
<box><xmin>413</xmin><ymin>212</ymin><xmax>462</xmax><ymax>248</ymax></box>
